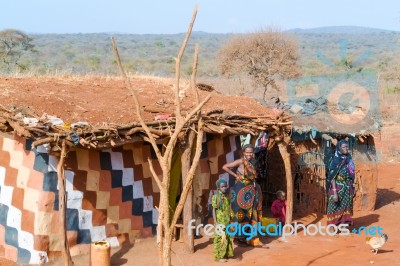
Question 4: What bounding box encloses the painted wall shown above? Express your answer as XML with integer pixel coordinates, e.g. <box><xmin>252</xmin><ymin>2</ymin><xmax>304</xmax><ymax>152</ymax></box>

<box><xmin>0</xmin><ymin>133</ymin><xmax>162</xmax><ymax>263</ymax></box>
<box><xmin>1</xmin><ymin>133</ymin><xmax>51</xmax><ymax>264</ymax></box>
<box><xmin>194</xmin><ymin>134</ymin><xmax>241</xmax><ymax>222</ymax></box>
<box><xmin>0</xmin><ymin>133</ymin><xmax>241</xmax><ymax>264</ymax></box>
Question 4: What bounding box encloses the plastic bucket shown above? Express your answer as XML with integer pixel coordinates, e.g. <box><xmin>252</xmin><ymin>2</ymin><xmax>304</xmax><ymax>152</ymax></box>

<box><xmin>261</xmin><ymin>217</ymin><xmax>277</xmax><ymax>233</ymax></box>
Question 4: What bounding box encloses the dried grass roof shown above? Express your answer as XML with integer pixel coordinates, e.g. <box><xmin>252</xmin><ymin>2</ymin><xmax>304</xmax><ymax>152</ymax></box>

<box><xmin>291</xmin><ymin>112</ymin><xmax>380</xmax><ymax>135</ymax></box>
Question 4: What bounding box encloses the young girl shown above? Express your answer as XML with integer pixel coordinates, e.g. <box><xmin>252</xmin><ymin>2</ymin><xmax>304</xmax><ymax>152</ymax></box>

<box><xmin>271</xmin><ymin>190</ymin><xmax>287</xmax><ymax>224</ymax></box>
<box><xmin>212</xmin><ymin>179</ymin><xmax>233</xmax><ymax>262</ymax></box>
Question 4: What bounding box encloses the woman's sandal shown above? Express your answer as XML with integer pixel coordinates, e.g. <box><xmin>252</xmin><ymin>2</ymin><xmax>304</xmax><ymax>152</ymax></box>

<box><xmin>248</xmin><ymin>238</ymin><xmax>269</xmax><ymax>248</ymax></box>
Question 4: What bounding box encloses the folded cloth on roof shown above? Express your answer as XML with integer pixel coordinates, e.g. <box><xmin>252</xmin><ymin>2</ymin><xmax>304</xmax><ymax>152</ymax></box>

<box><xmin>22</xmin><ymin>117</ymin><xmax>39</xmax><ymax>125</ymax></box>
<box><xmin>71</xmin><ymin>121</ymin><xmax>89</xmax><ymax>128</ymax></box>
<box><xmin>254</xmin><ymin>132</ymin><xmax>269</xmax><ymax>153</ymax></box>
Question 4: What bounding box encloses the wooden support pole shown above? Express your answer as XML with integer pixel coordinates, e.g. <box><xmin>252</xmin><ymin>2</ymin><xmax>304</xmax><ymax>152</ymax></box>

<box><xmin>57</xmin><ymin>141</ymin><xmax>74</xmax><ymax>265</ymax></box>
<box><xmin>278</xmin><ymin>141</ymin><xmax>293</xmax><ymax>224</ymax></box>
<box><xmin>180</xmin><ymin>131</ymin><xmax>195</xmax><ymax>253</ymax></box>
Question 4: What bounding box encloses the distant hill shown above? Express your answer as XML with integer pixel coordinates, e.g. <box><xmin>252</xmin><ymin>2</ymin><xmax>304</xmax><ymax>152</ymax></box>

<box><xmin>287</xmin><ymin>26</ymin><xmax>399</xmax><ymax>34</ymax></box>
<box><xmin>1</xmin><ymin>26</ymin><xmax>400</xmax><ymax>80</ymax></box>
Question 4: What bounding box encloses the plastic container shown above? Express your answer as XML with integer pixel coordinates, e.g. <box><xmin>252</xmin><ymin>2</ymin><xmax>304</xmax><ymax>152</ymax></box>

<box><xmin>261</xmin><ymin>217</ymin><xmax>277</xmax><ymax>233</ymax></box>
<box><xmin>90</xmin><ymin>241</ymin><xmax>110</xmax><ymax>266</ymax></box>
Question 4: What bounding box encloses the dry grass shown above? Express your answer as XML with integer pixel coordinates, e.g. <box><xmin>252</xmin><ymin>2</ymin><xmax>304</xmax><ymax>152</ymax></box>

<box><xmin>0</xmin><ymin>71</ymin><xmax>178</xmax><ymax>86</ymax></box>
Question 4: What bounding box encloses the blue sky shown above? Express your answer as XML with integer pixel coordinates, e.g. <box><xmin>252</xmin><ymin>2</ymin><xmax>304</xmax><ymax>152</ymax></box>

<box><xmin>1</xmin><ymin>0</ymin><xmax>399</xmax><ymax>34</ymax></box>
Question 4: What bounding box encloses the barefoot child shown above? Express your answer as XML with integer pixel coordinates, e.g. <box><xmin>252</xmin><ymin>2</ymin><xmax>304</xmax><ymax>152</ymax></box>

<box><xmin>212</xmin><ymin>179</ymin><xmax>233</xmax><ymax>262</ymax></box>
<box><xmin>271</xmin><ymin>190</ymin><xmax>287</xmax><ymax>224</ymax></box>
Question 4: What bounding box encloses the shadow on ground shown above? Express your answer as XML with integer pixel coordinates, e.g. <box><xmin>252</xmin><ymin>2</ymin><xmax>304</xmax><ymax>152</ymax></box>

<box><xmin>375</xmin><ymin>188</ymin><xmax>400</xmax><ymax>209</ymax></box>
<box><xmin>305</xmin><ymin>249</ymin><xmax>340</xmax><ymax>266</ymax></box>
<box><xmin>352</xmin><ymin>213</ymin><xmax>380</xmax><ymax>228</ymax></box>
<box><xmin>111</xmin><ymin>243</ymin><xmax>135</xmax><ymax>266</ymax></box>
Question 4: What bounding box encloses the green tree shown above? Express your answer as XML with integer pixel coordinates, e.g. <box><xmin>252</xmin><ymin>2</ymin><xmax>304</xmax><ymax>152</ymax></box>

<box><xmin>217</xmin><ymin>28</ymin><xmax>301</xmax><ymax>99</ymax></box>
<box><xmin>0</xmin><ymin>29</ymin><xmax>36</xmax><ymax>71</ymax></box>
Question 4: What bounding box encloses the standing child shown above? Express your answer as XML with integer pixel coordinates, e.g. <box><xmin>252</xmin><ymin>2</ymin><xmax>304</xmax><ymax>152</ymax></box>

<box><xmin>212</xmin><ymin>179</ymin><xmax>233</xmax><ymax>262</ymax></box>
<box><xmin>271</xmin><ymin>190</ymin><xmax>287</xmax><ymax>224</ymax></box>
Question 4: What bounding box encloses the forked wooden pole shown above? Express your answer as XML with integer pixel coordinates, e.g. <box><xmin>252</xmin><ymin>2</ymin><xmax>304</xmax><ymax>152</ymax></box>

<box><xmin>278</xmin><ymin>141</ymin><xmax>293</xmax><ymax>224</ymax></box>
<box><xmin>181</xmin><ymin>131</ymin><xmax>195</xmax><ymax>253</ymax></box>
<box><xmin>57</xmin><ymin>141</ymin><xmax>73</xmax><ymax>265</ymax></box>
<box><xmin>181</xmin><ymin>42</ymin><xmax>200</xmax><ymax>253</ymax></box>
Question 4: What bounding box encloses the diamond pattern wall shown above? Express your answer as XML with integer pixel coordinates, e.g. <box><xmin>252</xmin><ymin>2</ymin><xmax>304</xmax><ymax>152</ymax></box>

<box><xmin>0</xmin><ymin>133</ymin><xmax>239</xmax><ymax>264</ymax></box>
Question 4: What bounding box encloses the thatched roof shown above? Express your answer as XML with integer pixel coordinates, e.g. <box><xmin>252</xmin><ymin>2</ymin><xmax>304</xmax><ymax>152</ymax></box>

<box><xmin>0</xmin><ymin>76</ymin><xmax>291</xmax><ymax>150</ymax></box>
<box><xmin>291</xmin><ymin>112</ymin><xmax>380</xmax><ymax>135</ymax></box>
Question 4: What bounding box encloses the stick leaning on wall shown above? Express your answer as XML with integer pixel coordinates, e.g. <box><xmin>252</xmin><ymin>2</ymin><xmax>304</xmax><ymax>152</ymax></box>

<box><xmin>57</xmin><ymin>141</ymin><xmax>74</xmax><ymax>265</ymax></box>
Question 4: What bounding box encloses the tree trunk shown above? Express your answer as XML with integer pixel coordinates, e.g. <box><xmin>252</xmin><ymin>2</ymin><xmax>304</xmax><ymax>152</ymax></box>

<box><xmin>162</xmin><ymin>227</ymin><xmax>173</xmax><ymax>266</ymax></box>
<box><xmin>57</xmin><ymin>141</ymin><xmax>73</xmax><ymax>265</ymax></box>
<box><xmin>157</xmin><ymin>198</ymin><xmax>164</xmax><ymax>266</ymax></box>
<box><xmin>278</xmin><ymin>141</ymin><xmax>293</xmax><ymax>224</ymax></box>
<box><xmin>159</xmin><ymin>174</ymin><xmax>172</xmax><ymax>266</ymax></box>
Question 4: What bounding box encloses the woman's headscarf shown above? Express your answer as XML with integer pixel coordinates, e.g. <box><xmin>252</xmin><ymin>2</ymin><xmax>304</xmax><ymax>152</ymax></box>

<box><xmin>216</xmin><ymin>179</ymin><xmax>227</xmax><ymax>188</ymax></box>
<box><xmin>326</xmin><ymin>139</ymin><xmax>355</xmax><ymax>192</ymax></box>
<box><xmin>215</xmin><ymin>179</ymin><xmax>228</xmax><ymax>209</ymax></box>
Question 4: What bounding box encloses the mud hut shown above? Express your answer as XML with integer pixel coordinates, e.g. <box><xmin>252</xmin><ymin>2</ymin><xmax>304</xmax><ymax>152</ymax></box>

<box><xmin>263</xmin><ymin>109</ymin><xmax>379</xmax><ymax>217</ymax></box>
<box><xmin>0</xmin><ymin>76</ymin><xmax>291</xmax><ymax>264</ymax></box>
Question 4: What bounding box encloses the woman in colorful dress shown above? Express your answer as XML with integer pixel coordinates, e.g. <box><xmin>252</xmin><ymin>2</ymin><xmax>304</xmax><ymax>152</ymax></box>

<box><xmin>222</xmin><ymin>144</ymin><xmax>264</xmax><ymax>247</ymax></box>
<box><xmin>212</xmin><ymin>179</ymin><xmax>234</xmax><ymax>262</ymax></box>
<box><xmin>326</xmin><ymin>139</ymin><xmax>355</xmax><ymax>227</ymax></box>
